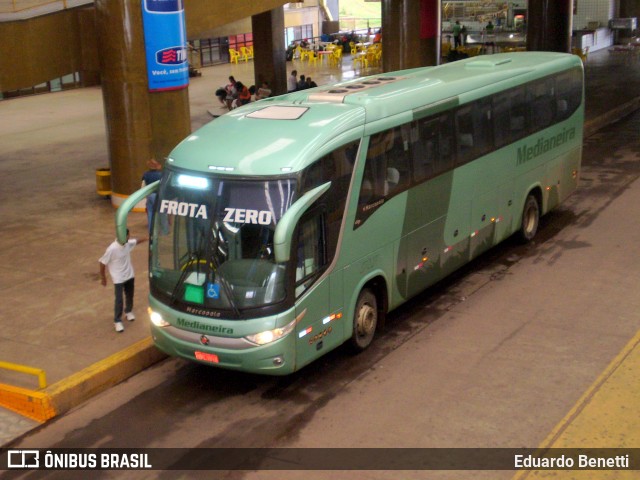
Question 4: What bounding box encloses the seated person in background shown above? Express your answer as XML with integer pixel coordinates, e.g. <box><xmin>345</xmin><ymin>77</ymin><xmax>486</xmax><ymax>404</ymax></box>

<box><xmin>232</xmin><ymin>82</ymin><xmax>251</xmax><ymax>109</ymax></box>
<box><xmin>297</xmin><ymin>74</ymin><xmax>308</xmax><ymax>91</ymax></box>
<box><xmin>224</xmin><ymin>76</ymin><xmax>238</xmax><ymax>110</ymax></box>
<box><xmin>215</xmin><ymin>87</ymin><xmax>226</xmax><ymax>105</ymax></box>
<box><xmin>255</xmin><ymin>81</ymin><xmax>272</xmax><ymax>100</ymax></box>
<box><xmin>305</xmin><ymin>77</ymin><xmax>318</xmax><ymax>89</ymax></box>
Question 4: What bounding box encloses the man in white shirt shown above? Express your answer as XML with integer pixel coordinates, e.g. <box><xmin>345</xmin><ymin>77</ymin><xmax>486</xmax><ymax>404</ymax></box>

<box><xmin>99</xmin><ymin>229</ymin><xmax>148</xmax><ymax>332</ymax></box>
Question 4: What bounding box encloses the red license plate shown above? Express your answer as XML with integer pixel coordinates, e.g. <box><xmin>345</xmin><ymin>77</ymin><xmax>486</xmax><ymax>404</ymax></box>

<box><xmin>195</xmin><ymin>351</ymin><xmax>219</xmax><ymax>363</ymax></box>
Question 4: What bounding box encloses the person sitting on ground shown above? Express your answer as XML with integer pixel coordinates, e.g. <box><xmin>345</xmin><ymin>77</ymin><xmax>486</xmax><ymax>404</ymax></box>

<box><xmin>232</xmin><ymin>81</ymin><xmax>251</xmax><ymax>109</ymax></box>
<box><xmin>224</xmin><ymin>76</ymin><xmax>238</xmax><ymax>110</ymax></box>
<box><xmin>305</xmin><ymin>77</ymin><xmax>318</xmax><ymax>89</ymax></box>
<box><xmin>297</xmin><ymin>74</ymin><xmax>308</xmax><ymax>91</ymax></box>
<box><xmin>288</xmin><ymin>70</ymin><xmax>298</xmax><ymax>92</ymax></box>
<box><xmin>255</xmin><ymin>81</ymin><xmax>272</xmax><ymax>100</ymax></box>
<box><xmin>215</xmin><ymin>87</ymin><xmax>226</xmax><ymax>105</ymax></box>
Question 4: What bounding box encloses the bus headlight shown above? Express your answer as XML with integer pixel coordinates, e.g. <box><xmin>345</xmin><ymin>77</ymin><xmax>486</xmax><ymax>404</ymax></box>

<box><xmin>148</xmin><ymin>308</ymin><xmax>170</xmax><ymax>327</ymax></box>
<box><xmin>245</xmin><ymin>318</ymin><xmax>296</xmax><ymax>345</ymax></box>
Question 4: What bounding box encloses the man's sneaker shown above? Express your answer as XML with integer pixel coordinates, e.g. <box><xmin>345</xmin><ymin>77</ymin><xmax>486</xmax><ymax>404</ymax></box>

<box><xmin>125</xmin><ymin>312</ymin><xmax>135</xmax><ymax>322</ymax></box>
<box><xmin>115</xmin><ymin>321</ymin><xmax>124</xmax><ymax>332</ymax></box>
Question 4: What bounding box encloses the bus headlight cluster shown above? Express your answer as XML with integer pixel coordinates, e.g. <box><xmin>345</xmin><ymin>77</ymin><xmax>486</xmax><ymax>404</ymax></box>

<box><xmin>148</xmin><ymin>308</ymin><xmax>170</xmax><ymax>327</ymax></box>
<box><xmin>245</xmin><ymin>318</ymin><xmax>296</xmax><ymax>346</ymax></box>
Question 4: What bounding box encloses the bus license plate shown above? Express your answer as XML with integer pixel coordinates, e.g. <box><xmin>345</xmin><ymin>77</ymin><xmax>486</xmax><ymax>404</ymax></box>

<box><xmin>195</xmin><ymin>351</ymin><xmax>219</xmax><ymax>363</ymax></box>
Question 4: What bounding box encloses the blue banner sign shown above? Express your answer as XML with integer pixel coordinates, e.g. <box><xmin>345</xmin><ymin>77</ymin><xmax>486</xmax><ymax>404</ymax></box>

<box><xmin>141</xmin><ymin>0</ymin><xmax>188</xmax><ymax>92</ymax></box>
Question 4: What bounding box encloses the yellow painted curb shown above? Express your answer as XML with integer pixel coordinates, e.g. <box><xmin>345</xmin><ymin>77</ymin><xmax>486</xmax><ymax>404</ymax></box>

<box><xmin>0</xmin><ymin>383</ymin><xmax>55</xmax><ymax>423</ymax></box>
<box><xmin>513</xmin><ymin>329</ymin><xmax>640</xmax><ymax>480</ymax></box>
<box><xmin>0</xmin><ymin>337</ymin><xmax>166</xmax><ymax>423</ymax></box>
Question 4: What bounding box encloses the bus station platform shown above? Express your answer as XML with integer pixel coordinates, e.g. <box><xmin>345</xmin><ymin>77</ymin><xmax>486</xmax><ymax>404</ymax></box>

<box><xmin>1</xmin><ymin>48</ymin><xmax>640</xmax><ymax>450</ymax></box>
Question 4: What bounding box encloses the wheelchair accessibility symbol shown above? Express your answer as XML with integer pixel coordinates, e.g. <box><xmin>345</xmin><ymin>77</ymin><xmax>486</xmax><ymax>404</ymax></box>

<box><xmin>206</xmin><ymin>283</ymin><xmax>220</xmax><ymax>299</ymax></box>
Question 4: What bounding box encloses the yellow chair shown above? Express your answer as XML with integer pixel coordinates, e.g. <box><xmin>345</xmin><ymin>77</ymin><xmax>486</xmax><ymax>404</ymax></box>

<box><xmin>240</xmin><ymin>46</ymin><xmax>253</xmax><ymax>62</ymax></box>
<box><xmin>308</xmin><ymin>51</ymin><xmax>318</xmax><ymax>65</ymax></box>
<box><xmin>353</xmin><ymin>53</ymin><xmax>368</xmax><ymax>70</ymax></box>
<box><xmin>468</xmin><ymin>46</ymin><xmax>482</xmax><ymax>57</ymax></box>
<box><xmin>300</xmin><ymin>48</ymin><xmax>312</xmax><ymax>62</ymax></box>
<box><xmin>329</xmin><ymin>46</ymin><xmax>343</xmax><ymax>66</ymax></box>
<box><xmin>229</xmin><ymin>48</ymin><xmax>240</xmax><ymax>64</ymax></box>
<box><xmin>572</xmin><ymin>46</ymin><xmax>589</xmax><ymax>64</ymax></box>
<box><xmin>371</xmin><ymin>49</ymin><xmax>382</xmax><ymax>67</ymax></box>
<box><xmin>441</xmin><ymin>42</ymin><xmax>451</xmax><ymax>59</ymax></box>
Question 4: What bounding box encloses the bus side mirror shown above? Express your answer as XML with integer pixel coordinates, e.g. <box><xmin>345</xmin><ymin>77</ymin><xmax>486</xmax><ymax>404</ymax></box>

<box><xmin>274</xmin><ymin>182</ymin><xmax>331</xmax><ymax>263</ymax></box>
<box><xmin>115</xmin><ymin>180</ymin><xmax>160</xmax><ymax>244</ymax></box>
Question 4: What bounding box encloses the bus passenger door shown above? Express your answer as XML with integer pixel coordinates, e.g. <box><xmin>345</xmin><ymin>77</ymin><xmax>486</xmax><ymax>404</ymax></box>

<box><xmin>470</xmin><ymin>189</ymin><xmax>500</xmax><ymax>259</ymax></box>
<box><xmin>494</xmin><ymin>182</ymin><xmax>515</xmax><ymax>243</ymax></box>
<box><xmin>403</xmin><ymin>217</ymin><xmax>446</xmax><ymax>299</ymax></box>
<box><xmin>293</xmin><ymin>213</ymin><xmax>343</xmax><ymax>369</ymax></box>
<box><xmin>440</xmin><ymin>196</ymin><xmax>471</xmax><ymax>277</ymax></box>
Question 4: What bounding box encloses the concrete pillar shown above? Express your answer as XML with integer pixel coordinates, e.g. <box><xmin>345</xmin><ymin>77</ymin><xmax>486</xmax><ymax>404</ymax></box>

<box><xmin>94</xmin><ymin>0</ymin><xmax>191</xmax><ymax>208</ymax></box>
<box><xmin>526</xmin><ymin>0</ymin><xmax>573</xmax><ymax>53</ymax></box>
<box><xmin>420</xmin><ymin>0</ymin><xmax>440</xmax><ymax>66</ymax></box>
<box><xmin>619</xmin><ymin>0</ymin><xmax>640</xmax><ymax>18</ymax></box>
<box><xmin>382</xmin><ymin>0</ymin><xmax>422</xmax><ymax>72</ymax></box>
<box><xmin>251</xmin><ymin>7</ymin><xmax>287</xmax><ymax>96</ymax></box>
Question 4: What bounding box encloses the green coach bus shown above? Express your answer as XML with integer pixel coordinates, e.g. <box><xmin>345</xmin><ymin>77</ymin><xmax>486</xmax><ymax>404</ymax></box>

<box><xmin>117</xmin><ymin>52</ymin><xmax>584</xmax><ymax>374</ymax></box>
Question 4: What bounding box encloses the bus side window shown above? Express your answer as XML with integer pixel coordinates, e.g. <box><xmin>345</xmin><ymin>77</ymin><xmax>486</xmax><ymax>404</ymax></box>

<box><xmin>555</xmin><ymin>68</ymin><xmax>582</xmax><ymax>121</ymax></box>
<box><xmin>473</xmin><ymin>98</ymin><xmax>493</xmax><ymax>158</ymax></box>
<box><xmin>385</xmin><ymin>125</ymin><xmax>411</xmax><ymax>196</ymax></box>
<box><xmin>509</xmin><ymin>86</ymin><xmax>528</xmax><ymax>139</ymax></box>
<box><xmin>359</xmin><ymin>130</ymin><xmax>393</xmax><ymax>206</ymax></box>
<box><xmin>455</xmin><ymin>105</ymin><xmax>475</xmax><ymax>164</ymax></box>
<box><xmin>413</xmin><ymin>119</ymin><xmax>436</xmax><ymax>183</ymax></box>
<box><xmin>437</xmin><ymin>112</ymin><xmax>455</xmax><ymax>173</ymax></box>
<box><xmin>493</xmin><ymin>86</ymin><xmax>527</xmax><ymax>147</ymax></box>
<box><xmin>528</xmin><ymin>78</ymin><xmax>555</xmax><ymax>129</ymax></box>
<box><xmin>493</xmin><ymin>92</ymin><xmax>511</xmax><ymax>148</ymax></box>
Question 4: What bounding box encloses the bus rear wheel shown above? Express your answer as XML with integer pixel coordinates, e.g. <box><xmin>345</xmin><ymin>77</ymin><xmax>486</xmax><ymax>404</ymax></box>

<box><xmin>519</xmin><ymin>194</ymin><xmax>540</xmax><ymax>242</ymax></box>
<box><xmin>350</xmin><ymin>288</ymin><xmax>378</xmax><ymax>351</ymax></box>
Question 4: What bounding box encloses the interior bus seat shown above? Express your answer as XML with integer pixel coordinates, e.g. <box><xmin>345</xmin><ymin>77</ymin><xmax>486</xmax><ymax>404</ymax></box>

<box><xmin>385</xmin><ymin>167</ymin><xmax>400</xmax><ymax>195</ymax></box>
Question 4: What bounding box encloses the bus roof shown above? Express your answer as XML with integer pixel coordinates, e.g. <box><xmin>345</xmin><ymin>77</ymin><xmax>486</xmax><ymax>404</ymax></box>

<box><xmin>167</xmin><ymin>52</ymin><xmax>581</xmax><ymax>176</ymax></box>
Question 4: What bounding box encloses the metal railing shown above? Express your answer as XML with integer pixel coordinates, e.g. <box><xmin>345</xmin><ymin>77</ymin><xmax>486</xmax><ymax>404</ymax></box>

<box><xmin>0</xmin><ymin>361</ymin><xmax>47</xmax><ymax>390</ymax></box>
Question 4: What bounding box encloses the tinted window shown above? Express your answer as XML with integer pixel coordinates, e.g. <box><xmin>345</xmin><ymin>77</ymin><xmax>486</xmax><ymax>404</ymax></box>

<box><xmin>413</xmin><ymin>112</ymin><xmax>454</xmax><ymax>182</ymax></box>
<box><xmin>493</xmin><ymin>86</ymin><xmax>527</xmax><ymax>148</ymax></box>
<box><xmin>528</xmin><ymin>77</ymin><xmax>555</xmax><ymax>130</ymax></box>
<box><xmin>555</xmin><ymin>67</ymin><xmax>582</xmax><ymax>121</ymax></box>
<box><xmin>455</xmin><ymin>97</ymin><xmax>492</xmax><ymax>165</ymax></box>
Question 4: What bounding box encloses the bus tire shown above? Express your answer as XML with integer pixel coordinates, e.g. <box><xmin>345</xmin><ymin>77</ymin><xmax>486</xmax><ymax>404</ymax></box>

<box><xmin>350</xmin><ymin>288</ymin><xmax>378</xmax><ymax>352</ymax></box>
<box><xmin>519</xmin><ymin>193</ymin><xmax>540</xmax><ymax>242</ymax></box>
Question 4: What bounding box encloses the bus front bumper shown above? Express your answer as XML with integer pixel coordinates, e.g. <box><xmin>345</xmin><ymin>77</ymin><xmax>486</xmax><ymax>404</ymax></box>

<box><xmin>150</xmin><ymin>323</ymin><xmax>297</xmax><ymax>375</ymax></box>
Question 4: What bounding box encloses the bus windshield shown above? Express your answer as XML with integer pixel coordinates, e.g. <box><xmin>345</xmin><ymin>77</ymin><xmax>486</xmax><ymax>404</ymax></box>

<box><xmin>150</xmin><ymin>170</ymin><xmax>297</xmax><ymax>317</ymax></box>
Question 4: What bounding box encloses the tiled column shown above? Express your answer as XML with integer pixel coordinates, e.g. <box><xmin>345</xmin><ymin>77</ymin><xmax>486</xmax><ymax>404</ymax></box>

<box><xmin>94</xmin><ymin>0</ymin><xmax>190</xmax><ymax>207</ymax></box>
<box><xmin>252</xmin><ymin>7</ymin><xmax>286</xmax><ymax>96</ymax></box>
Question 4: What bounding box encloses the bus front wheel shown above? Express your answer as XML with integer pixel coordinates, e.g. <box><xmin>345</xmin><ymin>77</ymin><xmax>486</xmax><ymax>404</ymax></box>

<box><xmin>350</xmin><ymin>288</ymin><xmax>378</xmax><ymax>351</ymax></box>
<box><xmin>519</xmin><ymin>194</ymin><xmax>540</xmax><ymax>242</ymax></box>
